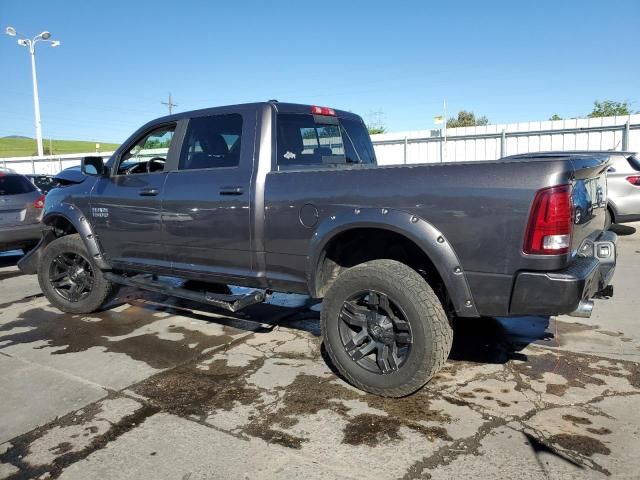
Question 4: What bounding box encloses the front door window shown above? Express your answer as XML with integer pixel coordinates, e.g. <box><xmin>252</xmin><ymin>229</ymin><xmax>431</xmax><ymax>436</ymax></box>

<box><xmin>116</xmin><ymin>125</ymin><xmax>176</xmax><ymax>175</ymax></box>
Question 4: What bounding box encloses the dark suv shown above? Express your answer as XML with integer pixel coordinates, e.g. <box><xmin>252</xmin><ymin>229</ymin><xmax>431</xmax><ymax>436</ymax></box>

<box><xmin>0</xmin><ymin>169</ymin><xmax>44</xmax><ymax>252</ymax></box>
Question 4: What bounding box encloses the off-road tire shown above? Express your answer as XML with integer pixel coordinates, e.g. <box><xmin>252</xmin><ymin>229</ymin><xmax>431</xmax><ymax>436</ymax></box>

<box><xmin>38</xmin><ymin>234</ymin><xmax>118</xmax><ymax>314</ymax></box>
<box><xmin>321</xmin><ymin>259</ymin><xmax>453</xmax><ymax>397</ymax></box>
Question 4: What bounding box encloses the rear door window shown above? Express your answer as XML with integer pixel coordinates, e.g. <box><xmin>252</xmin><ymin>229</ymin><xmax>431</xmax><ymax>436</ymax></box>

<box><xmin>179</xmin><ymin>114</ymin><xmax>243</xmax><ymax>170</ymax></box>
<box><xmin>0</xmin><ymin>175</ymin><xmax>36</xmax><ymax>195</ymax></box>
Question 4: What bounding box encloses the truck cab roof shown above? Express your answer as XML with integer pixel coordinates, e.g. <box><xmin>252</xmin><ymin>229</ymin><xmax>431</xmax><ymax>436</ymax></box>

<box><xmin>150</xmin><ymin>101</ymin><xmax>363</xmax><ymax>125</ymax></box>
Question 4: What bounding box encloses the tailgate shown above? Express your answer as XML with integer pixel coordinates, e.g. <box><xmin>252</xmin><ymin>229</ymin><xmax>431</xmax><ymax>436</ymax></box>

<box><xmin>0</xmin><ymin>192</ymin><xmax>41</xmax><ymax>227</ymax></box>
<box><xmin>569</xmin><ymin>155</ymin><xmax>610</xmax><ymax>254</ymax></box>
<box><xmin>0</xmin><ymin>195</ymin><xmax>28</xmax><ymax>227</ymax></box>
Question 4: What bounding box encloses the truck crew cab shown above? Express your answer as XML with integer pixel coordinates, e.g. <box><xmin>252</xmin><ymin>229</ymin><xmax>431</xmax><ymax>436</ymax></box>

<box><xmin>19</xmin><ymin>101</ymin><xmax>617</xmax><ymax>397</ymax></box>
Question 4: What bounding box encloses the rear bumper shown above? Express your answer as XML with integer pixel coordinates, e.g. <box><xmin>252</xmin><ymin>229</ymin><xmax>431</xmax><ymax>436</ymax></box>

<box><xmin>509</xmin><ymin>231</ymin><xmax>617</xmax><ymax>316</ymax></box>
<box><xmin>0</xmin><ymin>223</ymin><xmax>44</xmax><ymax>250</ymax></box>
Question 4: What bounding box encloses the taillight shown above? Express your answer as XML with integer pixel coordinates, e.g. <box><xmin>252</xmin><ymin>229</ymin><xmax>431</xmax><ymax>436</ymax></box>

<box><xmin>34</xmin><ymin>194</ymin><xmax>45</xmax><ymax>209</ymax></box>
<box><xmin>310</xmin><ymin>105</ymin><xmax>336</xmax><ymax>116</ymax></box>
<box><xmin>524</xmin><ymin>185</ymin><xmax>572</xmax><ymax>255</ymax></box>
<box><xmin>626</xmin><ymin>176</ymin><xmax>640</xmax><ymax>186</ymax></box>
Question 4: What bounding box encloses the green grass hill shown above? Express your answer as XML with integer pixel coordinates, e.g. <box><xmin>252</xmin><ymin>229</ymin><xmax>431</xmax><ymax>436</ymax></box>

<box><xmin>0</xmin><ymin>137</ymin><xmax>120</xmax><ymax>158</ymax></box>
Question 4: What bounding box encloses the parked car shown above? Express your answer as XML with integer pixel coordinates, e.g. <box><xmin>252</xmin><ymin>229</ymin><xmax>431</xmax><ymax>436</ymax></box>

<box><xmin>509</xmin><ymin>151</ymin><xmax>640</xmax><ymax>229</ymax></box>
<box><xmin>605</xmin><ymin>151</ymin><xmax>640</xmax><ymax>228</ymax></box>
<box><xmin>19</xmin><ymin>102</ymin><xmax>617</xmax><ymax>397</ymax></box>
<box><xmin>0</xmin><ymin>168</ymin><xmax>44</xmax><ymax>252</ymax></box>
<box><xmin>26</xmin><ymin>174</ymin><xmax>56</xmax><ymax>194</ymax></box>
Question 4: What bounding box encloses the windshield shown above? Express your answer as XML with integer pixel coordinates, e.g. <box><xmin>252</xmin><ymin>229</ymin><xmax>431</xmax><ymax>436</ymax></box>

<box><xmin>277</xmin><ymin>113</ymin><xmax>376</xmax><ymax>168</ymax></box>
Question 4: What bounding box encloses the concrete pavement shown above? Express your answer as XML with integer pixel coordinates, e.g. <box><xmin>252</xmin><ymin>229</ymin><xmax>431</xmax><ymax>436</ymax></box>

<box><xmin>0</xmin><ymin>224</ymin><xmax>639</xmax><ymax>479</ymax></box>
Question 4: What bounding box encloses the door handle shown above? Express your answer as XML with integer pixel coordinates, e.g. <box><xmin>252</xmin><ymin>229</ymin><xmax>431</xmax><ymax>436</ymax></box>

<box><xmin>219</xmin><ymin>186</ymin><xmax>244</xmax><ymax>195</ymax></box>
<box><xmin>139</xmin><ymin>188</ymin><xmax>159</xmax><ymax>196</ymax></box>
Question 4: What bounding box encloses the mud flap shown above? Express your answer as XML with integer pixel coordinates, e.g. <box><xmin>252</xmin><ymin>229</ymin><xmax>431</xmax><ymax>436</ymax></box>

<box><xmin>17</xmin><ymin>228</ymin><xmax>55</xmax><ymax>275</ymax></box>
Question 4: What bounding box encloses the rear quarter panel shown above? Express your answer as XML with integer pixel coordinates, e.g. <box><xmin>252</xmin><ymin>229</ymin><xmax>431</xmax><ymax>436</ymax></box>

<box><xmin>263</xmin><ymin>159</ymin><xmax>574</xmax><ymax>284</ymax></box>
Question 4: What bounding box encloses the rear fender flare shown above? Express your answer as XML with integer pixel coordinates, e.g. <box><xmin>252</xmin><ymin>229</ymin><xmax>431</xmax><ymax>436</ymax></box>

<box><xmin>307</xmin><ymin>208</ymin><xmax>479</xmax><ymax>317</ymax></box>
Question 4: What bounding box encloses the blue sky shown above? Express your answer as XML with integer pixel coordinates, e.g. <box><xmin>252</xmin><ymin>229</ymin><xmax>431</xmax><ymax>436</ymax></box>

<box><xmin>1</xmin><ymin>0</ymin><xmax>638</xmax><ymax>143</ymax></box>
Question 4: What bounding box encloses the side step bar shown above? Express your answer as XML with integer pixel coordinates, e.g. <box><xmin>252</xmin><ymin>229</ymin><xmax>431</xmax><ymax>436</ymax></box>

<box><xmin>104</xmin><ymin>272</ymin><xmax>266</xmax><ymax>312</ymax></box>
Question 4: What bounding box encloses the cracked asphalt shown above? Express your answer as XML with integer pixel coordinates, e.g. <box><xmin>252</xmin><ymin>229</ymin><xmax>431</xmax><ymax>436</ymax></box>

<box><xmin>1</xmin><ymin>223</ymin><xmax>639</xmax><ymax>479</ymax></box>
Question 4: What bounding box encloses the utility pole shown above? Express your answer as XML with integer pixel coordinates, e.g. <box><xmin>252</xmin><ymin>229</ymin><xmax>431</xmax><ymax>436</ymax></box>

<box><xmin>161</xmin><ymin>93</ymin><xmax>177</xmax><ymax>115</ymax></box>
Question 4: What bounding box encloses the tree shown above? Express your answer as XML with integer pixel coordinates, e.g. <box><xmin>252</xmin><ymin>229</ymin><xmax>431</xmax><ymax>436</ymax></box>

<box><xmin>446</xmin><ymin>110</ymin><xmax>489</xmax><ymax>128</ymax></box>
<box><xmin>588</xmin><ymin>100</ymin><xmax>631</xmax><ymax>118</ymax></box>
<box><xmin>367</xmin><ymin>126</ymin><xmax>386</xmax><ymax>135</ymax></box>
<box><xmin>549</xmin><ymin>114</ymin><xmax>562</xmax><ymax>121</ymax></box>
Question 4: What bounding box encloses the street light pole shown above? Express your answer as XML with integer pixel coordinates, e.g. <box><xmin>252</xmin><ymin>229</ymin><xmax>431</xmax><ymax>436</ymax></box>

<box><xmin>28</xmin><ymin>41</ymin><xmax>44</xmax><ymax>156</ymax></box>
<box><xmin>5</xmin><ymin>26</ymin><xmax>61</xmax><ymax>157</ymax></box>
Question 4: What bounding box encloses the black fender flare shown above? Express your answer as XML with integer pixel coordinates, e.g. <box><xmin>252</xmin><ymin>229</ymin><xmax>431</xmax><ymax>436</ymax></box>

<box><xmin>307</xmin><ymin>207</ymin><xmax>479</xmax><ymax>317</ymax></box>
<box><xmin>17</xmin><ymin>203</ymin><xmax>110</xmax><ymax>275</ymax></box>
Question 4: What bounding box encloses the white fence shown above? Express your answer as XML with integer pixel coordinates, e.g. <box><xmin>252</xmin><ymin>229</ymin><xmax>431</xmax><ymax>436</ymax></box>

<box><xmin>371</xmin><ymin>114</ymin><xmax>640</xmax><ymax>165</ymax></box>
<box><xmin>2</xmin><ymin>114</ymin><xmax>640</xmax><ymax>174</ymax></box>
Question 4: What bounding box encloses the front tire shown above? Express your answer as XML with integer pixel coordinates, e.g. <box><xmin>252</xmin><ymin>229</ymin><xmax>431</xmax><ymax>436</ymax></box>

<box><xmin>38</xmin><ymin>234</ymin><xmax>118</xmax><ymax>314</ymax></box>
<box><xmin>321</xmin><ymin>259</ymin><xmax>453</xmax><ymax>397</ymax></box>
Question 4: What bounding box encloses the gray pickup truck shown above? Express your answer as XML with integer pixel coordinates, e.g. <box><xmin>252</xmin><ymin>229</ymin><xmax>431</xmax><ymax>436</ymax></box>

<box><xmin>19</xmin><ymin>101</ymin><xmax>617</xmax><ymax>397</ymax></box>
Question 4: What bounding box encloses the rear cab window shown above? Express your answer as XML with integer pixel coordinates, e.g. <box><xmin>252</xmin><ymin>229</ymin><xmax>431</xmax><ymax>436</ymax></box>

<box><xmin>0</xmin><ymin>174</ymin><xmax>36</xmax><ymax>195</ymax></box>
<box><xmin>276</xmin><ymin>112</ymin><xmax>376</xmax><ymax>169</ymax></box>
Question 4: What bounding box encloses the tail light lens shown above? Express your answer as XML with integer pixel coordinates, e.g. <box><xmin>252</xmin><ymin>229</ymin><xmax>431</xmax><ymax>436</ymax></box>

<box><xmin>524</xmin><ymin>185</ymin><xmax>572</xmax><ymax>255</ymax></box>
<box><xmin>34</xmin><ymin>194</ymin><xmax>45</xmax><ymax>209</ymax></box>
<box><xmin>626</xmin><ymin>176</ymin><xmax>640</xmax><ymax>186</ymax></box>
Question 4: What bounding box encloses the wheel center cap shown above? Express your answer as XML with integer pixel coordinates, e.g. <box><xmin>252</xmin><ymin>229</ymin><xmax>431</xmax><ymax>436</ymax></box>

<box><xmin>367</xmin><ymin>314</ymin><xmax>394</xmax><ymax>344</ymax></box>
<box><xmin>70</xmin><ymin>267</ymin><xmax>84</xmax><ymax>282</ymax></box>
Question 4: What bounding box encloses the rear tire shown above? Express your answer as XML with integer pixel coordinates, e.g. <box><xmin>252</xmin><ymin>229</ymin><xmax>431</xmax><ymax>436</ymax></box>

<box><xmin>38</xmin><ymin>234</ymin><xmax>119</xmax><ymax>314</ymax></box>
<box><xmin>321</xmin><ymin>259</ymin><xmax>453</xmax><ymax>397</ymax></box>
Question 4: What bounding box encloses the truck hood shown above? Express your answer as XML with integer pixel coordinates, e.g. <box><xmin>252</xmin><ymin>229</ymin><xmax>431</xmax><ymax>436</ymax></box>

<box><xmin>54</xmin><ymin>167</ymin><xmax>86</xmax><ymax>185</ymax></box>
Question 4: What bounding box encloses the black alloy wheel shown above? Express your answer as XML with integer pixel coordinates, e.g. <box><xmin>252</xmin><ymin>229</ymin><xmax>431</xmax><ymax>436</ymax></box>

<box><xmin>49</xmin><ymin>252</ymin><xmax>95</xmax><ymax>302</ymax></box>
<box><xmin>338</xmin><ymin>290</ymin><xmax>413</xmax><ymax>374</ymax></box>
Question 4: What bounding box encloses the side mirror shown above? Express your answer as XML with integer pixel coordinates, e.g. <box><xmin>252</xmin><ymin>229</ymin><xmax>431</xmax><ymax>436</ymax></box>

<box><xmin>81</xmin><ymin>156</ymin><xmax>106</xmax><ymax>176</ymax></box>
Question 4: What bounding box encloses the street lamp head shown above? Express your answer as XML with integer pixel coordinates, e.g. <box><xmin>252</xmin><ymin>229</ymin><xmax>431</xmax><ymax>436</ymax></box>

<box><xmin>38</xmin><ymin>31</ymin><xmax>51</xmax><ymax>40</ymax></box>
<box><xmin>17</xmin><ymin>38</ymin><xmax>28</xmax><ymax>47</ymax></box>
<box><xmin>5</xmin><ymin>26</ymin><xmax>16</xmax><ymax>36</ymax></box>
<box><xmin>50</xmin><ymin>40</ymin><xmax>60</xmax><ymax>47</ymax></box>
